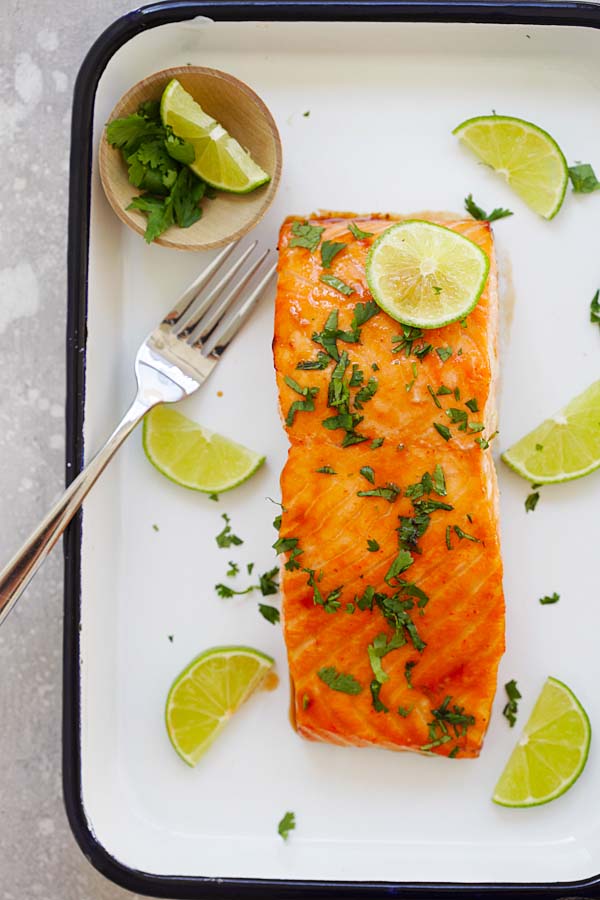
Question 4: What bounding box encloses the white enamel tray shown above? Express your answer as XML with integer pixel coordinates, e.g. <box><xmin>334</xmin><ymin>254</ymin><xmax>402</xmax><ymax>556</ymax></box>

<box><xmin>64</xmin><ymin>4</ymin><xmax>600</xmax><ymax>896</ymax></box>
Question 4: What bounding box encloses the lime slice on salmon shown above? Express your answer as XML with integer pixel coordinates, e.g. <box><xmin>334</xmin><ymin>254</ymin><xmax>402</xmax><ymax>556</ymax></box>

<box><xmin>453</xmin><ymin>115</ymin><xmax>568</xmax><ymax>219</ymax></box>
<box><xmin>143</xmin><ymin>405</ymin><xmax>265</xmax><ymax>493</ymax></box>
<box><xmin>160</xmin><ymin>79</ymin><xmax>270</xmax><ymax>193</ymax></box>
<box><xmin>166</xmin><ymin>646</ymin><xmax>274</xmax><ymax>766</ymax></box>
<box><xmin>365</xmin><ymin>220</ymin><xmax>489</xmax><ymax>329</ymax></box>
<box><xmin>493</xmin><ymin>677</ymin><xmax>591</xmax><ymax>807</ymax></box>
<box><xmin>502</xmin><ymin>380</ymin><xmax>600</xmax><ymax>484</ymax></box>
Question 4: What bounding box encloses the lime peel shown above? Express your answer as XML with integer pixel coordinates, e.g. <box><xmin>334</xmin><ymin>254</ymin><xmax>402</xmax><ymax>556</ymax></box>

<box><xmin>161</xmin><ymin>79</ymin><xmax>270</xmax><ymax>194</ymax></box>
<box><xmin>493</xmin><ymin>677</ymin><xmax>591</xmax><ymax>807</ymax></box>
<box><xmin>365</xmin><ymin>219</ymin><xmax>490</xmax><ymax>329</ymax></box>
<box><xmin>501</xmin><ymin>380</ymin><xmax>600</xmax><ymax>484</ymax></box>
<box><xmin>143</xmin><ymin>405</ymin><xmax>265</xmax><ymax>493</ymax></box>
<box><xmin>165</xmin><ymin>646</ymin><xmax>274</xmax><ymax>767</ymax></box>
<box><xmin>453</xmin><ymin>115</ymin><xmax>568</xmax><ymax>220</ymax></box>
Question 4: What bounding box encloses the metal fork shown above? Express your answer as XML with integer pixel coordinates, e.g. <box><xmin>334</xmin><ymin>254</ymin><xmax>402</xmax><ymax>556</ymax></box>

<box><xmin>0</xmin><ymin>239</ymin><xmax>276</xmax><ymax>627</ymax></box>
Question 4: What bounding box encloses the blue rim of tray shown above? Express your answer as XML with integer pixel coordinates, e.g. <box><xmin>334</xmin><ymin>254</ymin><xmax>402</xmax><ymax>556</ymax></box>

<box><xmin>64</xmin><ymin>2</ymin><xmax>600</xmax><ymax>897</ymax></box>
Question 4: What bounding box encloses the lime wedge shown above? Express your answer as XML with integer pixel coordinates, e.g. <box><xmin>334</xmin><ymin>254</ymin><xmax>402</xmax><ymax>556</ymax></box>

<box><xmin>166</xmin><ymin>646</ymin><xmax>274</xmax><ymax>766</ymax></box>
<box><xmin>143</xmin><ymin>405</ymin><xmax>265</xmax><ymax>493</ymax></box>
<box><xmin>161</xmin><ymin>79</ymin><xmax>270</xmax><ymax>193</ymax></box>
<box><xmin>493</xmin><ymin>677</ymin><xmax>591</xmax><ymax>807</ymax></box>
<box><xmin>502</xmin><ymin>380</ymin><xmax>600</xmax><ymax>484</ymax></box>
<box><xmin>453</xmin><ymin>115</ymin><xmax>568</xmax><ymax>219</ymax></box>
<box><xmin>365</xmin><ymin>220</ymin><xmax>489</xmax><ymax>329</ymax></box>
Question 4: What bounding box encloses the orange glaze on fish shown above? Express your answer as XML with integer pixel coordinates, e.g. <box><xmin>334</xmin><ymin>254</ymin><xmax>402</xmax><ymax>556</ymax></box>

<box><xmin>274</xmin><ymin>213</ymin><xmax>504</xmax><ymax>758</ymax></box>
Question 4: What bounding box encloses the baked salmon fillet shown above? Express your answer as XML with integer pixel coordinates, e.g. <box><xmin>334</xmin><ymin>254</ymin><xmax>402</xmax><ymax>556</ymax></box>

<box><xmin>273</xmin><ymin>213</ymin><xmax>504</xmax><ymax>759</ymax></box>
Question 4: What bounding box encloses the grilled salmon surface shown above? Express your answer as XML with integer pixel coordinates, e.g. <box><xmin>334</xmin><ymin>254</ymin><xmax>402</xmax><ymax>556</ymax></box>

<box><xmin>274</xmin><ymin>213</ymin><xmax>504</xmax><ymax>758</ymax></box>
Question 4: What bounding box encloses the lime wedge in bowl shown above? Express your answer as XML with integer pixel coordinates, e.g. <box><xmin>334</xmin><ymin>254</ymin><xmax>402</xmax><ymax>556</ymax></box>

<box><xmin>453</xmin><ymin>115</ymin><xmax>568</xmax><ymax>219</ymax></box>
<box><xmin>493</xmin><ymin>677</ymin><xmax>591</xmax><ymax>807</ymax></box>
<box><xmin>143</xmin><ymin>405</ymin><xmax>265</xmax><ymax>493</ymax></box>
<box><xmin>161</xmin><ymin>78</ymin><xmax>270</xmax><ymax>193</ymax></box>
<box><xmin>365</xmin><ymin>220</ymin><xmax>489</xmax><ymax>329</ymax></box>
<box><xmin>502</xmin><ymin>380</ymin><xmax>600</xmax><ymax>484</ymax></box>
<box><xmin>166</xmin><ymin>646</ymin><xmax>274</xmax><ymax>766</ymax></box>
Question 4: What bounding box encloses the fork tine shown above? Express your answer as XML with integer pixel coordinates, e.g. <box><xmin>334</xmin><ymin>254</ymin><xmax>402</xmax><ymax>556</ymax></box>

<box><xmin>202</xmin><ymin>262</ymin><xmax>277</xmax><ymax>357</ymax></box>
<box><xmin>187</xmin><ymin>248</ymin><xmax>270</xmax><ymax>346</ymax></box>
<box><xmin>163</xmin><ymin>241</ymin><xmax>238</xmax><ymax>325</ymax></box>
<box><xmin>174</xmin><ymin>241</ymin><xmax>258</xmax><ymax>337</ymax></box>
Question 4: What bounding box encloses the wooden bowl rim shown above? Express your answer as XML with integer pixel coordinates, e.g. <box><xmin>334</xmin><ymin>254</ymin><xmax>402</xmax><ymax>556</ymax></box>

<box><xmin>98</xmin><ymin>65</ymin><xmax>282</xmax><ymax>251</ymax></box>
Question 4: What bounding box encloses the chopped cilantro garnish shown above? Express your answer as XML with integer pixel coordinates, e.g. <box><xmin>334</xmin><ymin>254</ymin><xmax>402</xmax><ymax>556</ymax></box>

<box><xmin>591</xmin><ymin>290</ymin><xmax>600</xmax><ymax>328</ymax></box>
<box><xmin>305</xmin><ymin>568</ymin><xmax>342</xmax><ymax>613</ymax></box>
<box><xmin>247</xmin><ymin>562</ymin><xmax>255</xmax><ymax>574</ymax></box>
<box><xmin>427</xmin><ymin>384</ymin><xmax>442</xmax><ymax>408</ymax></box>
<box><xmin>503</xmin><ymin>680</ymin><xmax>521</xmax><ymax>727</ymax></box>
<box><xmin>446</xmin><ymin>407</ymin><xmax>468</xmax><ymax>429</ymax></box>
<box><xmin>372</xmin><ymin>362</ymin><xmax>379</xmax><ymax>371</ymax></box>
<box><xmin>348</xmin><ymin>221</ymin><xmax>374</xmax><ymax>239</ymax></box>
<box><xmin>384</xmin><ymin>549</ymin><xmax>414</xmax><ymax>584</ymax></box>
<box><xmin>317</xmin><ymin>666</ymin><xmax>362</xmax><ymax>694</ymax></box>
<box><xmin>258</xmin><ymin>603</ymin><xmax>280</xmax><ymax>624</ymax></box>
<box><xmin>296</xmin><ymin>351</ymin><xmax>330</xmax><ymax>370</ymax></box>
<box><xmin>360</xmin><ymin>466</ymin><xmax>375</xmax><ymax>484</ymax></box>
<box><xmin>168</xmin><ymin>634</ymin><xmax>174</xmax><ymax>642</ymax></box>
<box><xmin>302</xmin><ymin>694</ymin><xmax>311</xmax><ymax>710</ymax></box>
<box><xmin>432</xmin><ymin>464</ymin><xmax>446</xmax><ymax>496</ymax></box>
<box><xmin>357</xmin><ymin>483</ymin><xmax>401</xmax><ymax>503</ymax></box>
<box><xmin>525</xmin><ymin>491</ymin><xmax>540</xmax><ymax>513</ymax></box>
<box><xmin>453</xmin><ymin>525</ymin><xmax>480</xmax><ymax>543</ymax></box>
<box><xmin>272</xmin><ymin>515</ymin><xmax>282</xmax><ymax>531</ymax></box>
<box><xmin>370</xmin><ymin>679</ymin><xmax>389</xmax><ymax>713</ymax></box>
<box><xmin>540</xmin><ymin>592</ymin><xmax>560</xmax><ymax>605</ymax></box>
<box><xmin>215</xmin><ymin>513</ymin><xmax>243</xmax><ymax>548</ymax></box>
<box><xmin>404</xmin><ymin>660</ymin><xmax>416</xmax><ymax>688</ymax></box>
<box><xmin>465</xmin><ymin>397</ymin><xmax>479</xmax><ymax>413</ymax></box>
<box><xmin>259</xmin><ymin>567</ymin><xmax>280</xmax><ymax>596</ymax></box>
<box><xmin>278</xmin><ymin>811</ymin><xmax>296</xmax><ymax>841</ymax></box>
<box><xmin>349</xmin><ymin>364</ymin><xmax>364</xmax><ymax>387</ymax></box>
<box><xmin>371</xmin><ymin>437</ymin><xmax>384</xmax><ymax>449</ymax></box>
<box><xmin>152</xmin><ymin>523</ymin><xmax>159</xmax><ymax>532</ymax></box>
<box><xmin>284</xmin><ymin>375</ymin><xmax>319</xmax><ymax>426</ymax></box>
<box><xmin>475</xmin><ymin>436</ymin><xmax>490</xmax><ymax>450</ymax></box>
<box><xmin>215</xmin><ymin>582</ymin><xmax>254</xmax><ymax>598</ymax></box>
<box><xmin>354</xmin><ymin>376</ymin><xmax>378</xmax><ymax>409</ymax></box>
<box><xmin>448</xmin><ymin>746</ymin><xmax>460</xmax><ymax>758</ymax></box>
<box><xmin>290</xmin><ymin>220</ymin><xmax>324</xmax><ymax>251</ymax></box>
<box><xmin>208</xmin><ymin>493</ymin><xmax>219</xmax><ymax>501</ymax></box>
<box><xmin>436</xmin><ymin>346</ymin><xmax>453</xmax><ymax>362</ymax></box>
<box><xmin>464</xmin><ymin>193</ymin><xmax>513</xmax><ymax>222</ymax></box>
<box><xmin>321</xmin><ymin>240</ymin><xmax>347</xmax><ymax>269</ymax></box>
<box><xmin>316</xmin><ymin>466</ymin><xmax>336</xmax><ymax>474</ymax></box>
<box><xmin>445</xmin><ymin>525</ymin><xmax>452</xmax><ymax>550</ymax></box>
<box><xmin>367</xmin><ymin>538</ymin><xmax>380</xmax><ymax>552</ymax></box>
<box><xmin>273</xmin><ymin>535</ymin><xmax>299</xmax><ymax>554</ymax></box>
<box><xmin>436</xmin><ymin>385</ymin><xmax>452</xmax><ymax>396</ymax></box>
<box><xmin>320</xmin><ymin>274</ymin><xmax>353</xmax><ymax>296</ymax></box>
<box><xmin>468</xmin><ymin>422</ymin><xmax>485</xmax><ymax>433</ymax></box>
<box><xmin>434</xmin><ymin>422</ymin><xmax>451</xmax><ymax>441</ymax></box>
<box><xmin>568</xmin><ymin>163</ymin><xmax>600</xmax><ymax>193</ymax></box>
<box><xmin>421</xmin><ymin>695</ymin><xmax>475</xmax><ymax>750</ymax></box>
<box><xmin>398</xmin><ymin>705</ymin><xmax>413</xmax><ymax>718</ymax></box>
<box><xmin>413</xmin><ymin>498</ymin><xmax>453</xmax><ymax>515</ymax></box>
<box><xmin>392</xmin><ymin>326</ymin><xmax>432</xmax><ymax>359</ymax></box>
<box><xmin>454</xmin><ymin>387</ymin><xmax>460</xmax><ymax>401</ymax></box>
<box><xmin>227</xmin><ymin>561</ymin><xmax>239</xmax><ymax>577</ymax></box>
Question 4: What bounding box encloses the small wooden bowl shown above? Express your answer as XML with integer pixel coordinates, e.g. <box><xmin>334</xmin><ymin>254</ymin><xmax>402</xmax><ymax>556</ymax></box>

<box><xmin>98</xmin><ymin>66</ymin><xmax>282</xmax><ymax>251</ymax></box>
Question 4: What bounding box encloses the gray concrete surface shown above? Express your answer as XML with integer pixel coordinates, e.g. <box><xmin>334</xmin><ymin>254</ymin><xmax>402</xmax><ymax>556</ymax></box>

<box><xmin>0</xmin><ymin>3</ymin><xmax>152</xmax><ymax>897</ymax></box>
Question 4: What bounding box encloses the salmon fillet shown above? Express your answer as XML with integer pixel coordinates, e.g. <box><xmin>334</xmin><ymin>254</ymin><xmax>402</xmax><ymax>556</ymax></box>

<box><xmin>274</xmin><ymin>212</ymin><xmax>504</xmax><ymax>758</ymax></box>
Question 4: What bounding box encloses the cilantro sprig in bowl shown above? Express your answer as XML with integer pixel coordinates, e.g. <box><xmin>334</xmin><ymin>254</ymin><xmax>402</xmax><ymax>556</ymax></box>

<box><xmin>99</xmin><ymin>66</ymin><xmax>282</xmax><ymax>250</ymax></box>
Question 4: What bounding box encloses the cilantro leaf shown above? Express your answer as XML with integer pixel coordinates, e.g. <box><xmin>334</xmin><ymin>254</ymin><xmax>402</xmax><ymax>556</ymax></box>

<box><xmin>371</xmin><ymin>437</ymin><xmax>384</xmax><ymax>449</ymax></box>
<box><xmin>290</xmin><ymin>220</ymin><xmax>324</xmax><ymax>251</ymax></box>
<box><xmin>503</xmin><ymin>679</ymin><xmax>521</xmax><ymax>727</ymax></box>
<box><xmin>127</xmin><ymin>194</ymin><xmax>174</xmax><ymax>243</ymax></box>
<box><xmin>427</xmin><ymin>384</ymin><xmax>442</xmax><ymax>408</ymax></box>
<box><xmin>569</xmin><ymin>163</ymin><xmax>600</xmax><ymax>193</ymax></box>
<box><xmin>436</xmin><ymin>346</ymin><xmax>453</xmax><ymax>363</ymax></box>
<box><xmin>464</xmin><ymin>193</ymin><xmax>513</xmax><ymax>222</ymax></box>
<box><xmin>164</xmin><ymin>132</ymin><xmax>195</xmax><ymax>165</ymax></box>
<box><xmin>317</xmin><ymin>666</ymin><xmax>362</xmax><ymax>694</ymax></box>
<box><xmin>319</xmin><ymin>274</ymin><xmax>353</xmax><ymax>296</ymax></box>
<box><xmin>384</xmin><ymin>549</ymin><xmax>414</xmax><ymax>585</ymax></box>
<box><xmin>453</xmin><ymin>525</ymin><xmax>480</xmax><ymax>543</ymax></box>
<box><xmin>227</xmin><ymin>561</ymin><xmax>239</xmax><ymax>577</ymax></box>
<box><xmin>357</xmin><ymin>483</ymin><xmax>401</xmax><ymax>503</ymax></box>
<box><xmin>360</xmin><ymin>466</ymin><xmax>375</xmax><ymax>484</ymax></box>
<box><xmin>321</xmin><ymin>240</ymin><xmax>347</xmax><ymax>269</ymax></box>
<box><xmin>525</xmin><ymin>491</ymin><xmax>540</xmax><ymax>513</ymax></box>
<box><xmin>316</xmin><ymin>466</ymin><xmax>336</xmax><ymax>474</ymax></box>
<box><xmin>284</xmin><ymin>375</ymin><xmax>319</xmax><ymax>426</ymax></box>
<box><xmin>434</xmin><ymin>422</ymin><xmax>451</xmax><ymax>441</ymax></box>
<box><xmin>539</xmin><ymin>591</ymin><xmax>560</xmax><ymax>605</ymax></box>
<box><xmin>170</xmin><ymin>167</ymin><xmax>205</xmax><ymax>227</ymax></box>
<box><xmin>215</xmin><ymin>513</ymin><xmax>243</xmax><ymax>548</ymax></box>
<box><xmin>354</xmin><ymin>376</ymin><xmax>378</xmax><ymax>409</ymax></box>
<box><xmin>348</xmin><ymin>221</ymin><xmax>374</xmax><ymax>239</ymax></box>
<box><xmin>259</xmin><ymin>603</ymin><xmax>280</xmax><ymax>624</ymax></box>
<box><xmin>258</xmin><ymin>567</ymin><xmax>279</xmax><ymax>596</ymax></box>
<box><xmin>296</xmin><ymin>351</ymin><xmax>331</xmax><ymax>370</ymax></box>
<box><xmin>278</xmin><ymin>811</ymin><xmax>296</xmax><ymax>841</ymax></box>
<box><xmin>370</xmin><ymin>679</ymin><xmax>389</xmax><ymax>713</ymax></box>
<box><xmin>591</xmin><ymin>290</ymin><xmax>600</xmax><ymax>328</ymax></box>
<box><xmin>106</xmin><ymin>113</ymin><xmax>163</xmax><ymax>154</ymax></box>
<box><xmin>367</xmin><ymin>538</ymin><xmax>380</xmax><ymax>552</ymax></box>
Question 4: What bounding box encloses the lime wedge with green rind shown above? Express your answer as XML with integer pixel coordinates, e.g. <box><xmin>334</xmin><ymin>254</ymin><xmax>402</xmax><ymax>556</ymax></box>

<box><xmin>502</xmin><ymin>380</ymin><xmax>600</xmax><ymax>484</ymax></box>
<box><xmin>161</xmin><ymin>79</ymin><xmax>270</xmax><ymax>194</ymax></box>
<box><xmin>453</xmin><ymin>115</ymin><xmax>568</xmax><ymax>219</ymax></box>
<box><xmin>493</xmin><ymin>677</ymin><xmax>591</xmax><ymax>807</ymax></box>
<box><xmin>166</xmin><ymin>646</ymin><xmax>274</xmax><ymax>766</ymax></box>
<box><xmin>365</xmin><ymin>219</ymin><xmax>489</xmax><ymax>329</ymax></box>
<box><xmin>143</xmin><ymin>405</ymin><xmax>265</xmax><ymax>493</ymax></box>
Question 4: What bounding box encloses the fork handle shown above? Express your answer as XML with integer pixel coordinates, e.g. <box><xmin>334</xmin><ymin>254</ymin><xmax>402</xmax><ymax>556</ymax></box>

<box><xmin>0</xmin><ymin>396</ymin><xmax>153</xmax><ymax>627</ymax></box>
